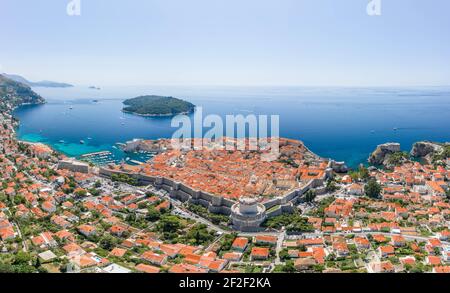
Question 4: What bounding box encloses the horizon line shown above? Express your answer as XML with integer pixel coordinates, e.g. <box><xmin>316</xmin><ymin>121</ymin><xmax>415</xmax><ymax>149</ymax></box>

<box><xmin>3</xmin><ymin>72</ymin><xmax>450</xmax><ymax>89</ymax></box>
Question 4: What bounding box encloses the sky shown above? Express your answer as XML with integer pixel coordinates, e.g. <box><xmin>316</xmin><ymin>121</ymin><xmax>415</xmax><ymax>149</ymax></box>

<box><xmin>1</xmin><ymin>0</ymin><xmax>450</xmax><ymax>87</ymax></box>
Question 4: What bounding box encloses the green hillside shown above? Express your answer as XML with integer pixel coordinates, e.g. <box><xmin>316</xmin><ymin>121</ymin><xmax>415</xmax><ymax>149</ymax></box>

<box><xmin>0</xmin><ymin>74</ymin><xmax>45</xmax><ymax>111</ymax></box>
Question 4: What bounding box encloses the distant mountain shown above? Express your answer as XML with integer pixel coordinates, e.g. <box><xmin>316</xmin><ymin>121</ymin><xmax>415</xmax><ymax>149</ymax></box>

<box><xmin>0</xmin><ymin>74</ymin><xmax>45</xmax><ymax>110</ymax></box>
<box><xmin>3</xmin><ymin>73</ymin><xmax>73</xmax><ymax>88</ymax></box>
<box><xmin>123</xmin><ymin>95</ymin><xmax>195</xmax><ymax>116</ymax></box>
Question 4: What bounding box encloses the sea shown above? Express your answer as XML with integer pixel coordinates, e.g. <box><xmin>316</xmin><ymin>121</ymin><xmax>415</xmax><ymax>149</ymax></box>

<box><xmin>13</xmin><ymin>85</ymin><xmax>450</xmax><ymax>169</ymax></box>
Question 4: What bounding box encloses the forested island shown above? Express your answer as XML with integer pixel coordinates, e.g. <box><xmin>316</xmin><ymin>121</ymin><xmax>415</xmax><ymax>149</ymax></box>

<box><xmin>122</xmin><ymin>95</ymin><xmax>195</xmax><ymax>116</ymax></box>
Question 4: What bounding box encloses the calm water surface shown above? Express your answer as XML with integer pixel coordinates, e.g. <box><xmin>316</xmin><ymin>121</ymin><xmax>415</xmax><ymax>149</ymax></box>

<box><xmin>13</xmin><ymin>86</ymin><xmax>450</xmax><ymax>168</ymax></box>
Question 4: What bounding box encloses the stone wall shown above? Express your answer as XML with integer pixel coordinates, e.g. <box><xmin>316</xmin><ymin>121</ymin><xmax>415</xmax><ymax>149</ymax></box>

<box><xmin>99</xmin><ymin>162</ymin><xmax>330</xmax><ymax>220</ymax></box>
<box><xmin>266</xmin><ymin>203</ymin><xmax>295</xmax><ymax>218</ymax></box>
<box><xmin>262</xmin><ymin>176</ymin><xmax>326</xmax><ymax>212</ymax></box>
<box><xmin>58</xmin><ymin>160</ymin><xmax>90</xmax><ymax>174</ymax></box>
<box><xmin>99</xmin><ymin>167</ymin><xmax>233</xmax><ymax>215</ymax></box>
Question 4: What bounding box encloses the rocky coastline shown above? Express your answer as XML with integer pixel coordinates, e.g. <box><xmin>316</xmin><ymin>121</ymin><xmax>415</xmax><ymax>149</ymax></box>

<box><xmin>368</xmin><ymin>141</ymin><xmax>450</xmax><ymax>168</ymax></box>
<box><xmin>368</xmin><ymin>142</ymin><xmax>401</xmax><ymax>166</ymax></box>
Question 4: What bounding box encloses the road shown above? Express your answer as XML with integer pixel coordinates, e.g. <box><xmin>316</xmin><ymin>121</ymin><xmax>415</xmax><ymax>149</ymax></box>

<box><xmin>295</xmin><ymin>231</ymin><xmax>449</xmax><ymax>245</ymax></box>
<box><xmin>145</xmin><ymin>185</ymin><xmax>231</xmax><ymax>234</ymax></box>
<box><xmin>93</xmin><ymin>177</ymin><xmax>449</xmax><ymax>271</ymax></box>
<box><xmin>12</xmin><ymin>221</ymin><xmax>28</xmax><ymax>252</ymax></box>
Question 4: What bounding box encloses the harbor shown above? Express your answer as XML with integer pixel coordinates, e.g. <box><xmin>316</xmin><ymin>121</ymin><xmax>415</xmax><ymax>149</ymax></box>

<box><xmin>78</xmin><ymin>148</ymin><xmax>155</xmax><ymax>166</ymax></box>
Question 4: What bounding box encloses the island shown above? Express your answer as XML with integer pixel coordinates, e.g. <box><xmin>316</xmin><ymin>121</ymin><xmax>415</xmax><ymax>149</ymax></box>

<box><xmin>122</xmin><ymin>95</ymin><xmax>195</xmax><ymax>116</ymax></box>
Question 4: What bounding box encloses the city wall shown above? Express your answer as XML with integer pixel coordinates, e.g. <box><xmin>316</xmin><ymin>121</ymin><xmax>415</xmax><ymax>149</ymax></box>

<box><xmin>99</xmin><ymin>162</ymin><xmax>332</xmax><ymax>219</ymax></box>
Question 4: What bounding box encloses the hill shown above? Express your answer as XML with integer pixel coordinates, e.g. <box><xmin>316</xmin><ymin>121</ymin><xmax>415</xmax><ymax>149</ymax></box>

<box><xmin>3</xmin><ymin>73</ymin><xmax>73</xmax><ymax>88</ymax></box>
<box><xmin>122</xmin><ymin>95</ymin><xmax>195</xmax><ymax>116</ymax></box>
<box><xmin>0</xmin><ymin>74</ymin><xmax>45</xmax><ymax>111</ymax></box>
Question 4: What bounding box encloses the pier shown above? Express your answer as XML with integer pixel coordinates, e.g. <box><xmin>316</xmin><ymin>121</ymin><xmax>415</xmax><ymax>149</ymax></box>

<box><xmin>81</xmin><ymin>151</ymin><xmax>112</xmax><ymax>158</ymax></box>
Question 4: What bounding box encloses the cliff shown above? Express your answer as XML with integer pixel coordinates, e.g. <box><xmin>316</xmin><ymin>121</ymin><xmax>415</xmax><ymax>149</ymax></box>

<box><xmin>411</xmin><ymin>141</ymin><xmax>450</xmax><ymax>164</ymax></box>
<box><xmin>368</xmin><ymin>143</ymin><xmax>401</xmax><ymax>166</ymax></box>
<box><xmin>330</xmin><ymin>160</ymin><xmax>349</xmax><ymax>173</ymax></box>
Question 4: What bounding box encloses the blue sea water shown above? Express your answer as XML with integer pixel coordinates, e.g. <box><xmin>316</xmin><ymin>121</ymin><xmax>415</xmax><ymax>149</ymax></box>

<box><xmin>13</xmin><ymin>86</ymin><xmax>450</xmax><ymax>168</ymax></box>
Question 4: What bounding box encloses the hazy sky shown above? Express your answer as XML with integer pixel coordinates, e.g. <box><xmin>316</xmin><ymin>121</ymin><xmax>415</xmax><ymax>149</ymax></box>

<box><xmin>1</xmin><ymin>0</ymin><xmax>450</xmax><ymax>86</ymax></box>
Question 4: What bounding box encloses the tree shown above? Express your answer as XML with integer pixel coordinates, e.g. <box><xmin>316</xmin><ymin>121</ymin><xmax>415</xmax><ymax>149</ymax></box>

<box><xmin>349</xmin><ymin>166</ymin><xmax>369</xmax><ymax>182</ymax></box>
<box><xmin>13</xmin><ymin>251</ymin><xmax>31</xmax><ymax>265</ymax></box>
<box><xmin>281</xmin><ymin>260</ymin><xmax>296</xmax><ymax>273</ymax></box>
<box><xmin>326</xmin><ymin>180</ymin><xmax>338</xmax><ymax>192</ymax></box>
<box><xmin>279</xmin><ymin>249</ymin><xmax>290</xmax><ymax>261</ymax></box>
<box><xmin>75</xmin><ymin>189</ymin><xmax>88</xmax><ymax>197</ymax></box>
<box><xmin>88</xmin><ymin>188</ymin><xmax>100</xmax><ymax>197</ymax></box>
<box><xmin>146</xmin><ymin>207</ymin><xmax>161</xmax><ymax>222</ymax></box>
<box><xmin>34</xmin><ymin>257</ymin><xmax>41</xmax><ymax>268</ymax></box>
<box><xmin>219</xmin><ymin>233</ymin><xmax>237</xmax><ymax>252</ymax></box>
<box><xmin>304</xmin><ymin>190</ymin><xmax>316</xmax><ymax>203</ymax></box>
<box><xmin>99</xmin><ymin>235</ymin><xmax>118</xmax><ymax>251</ymax></box>
<box><xmin>349</xmin><ymin>171</ymin><xmax>360</xmax><ymax>182</ymax></box>
<box><xmin>126</xmin><ymin>213</ymin><xmax>137</xmax><ymax>223</ymax></box>
<box><xmin>263</xmin><ymin>212</ymin><xmax>314</xmax><ymax>233</ymax></box>
<box><xmin>365</xmin><ymin>178</ymin><xmax>382</xmax><ymax>199</ymax></box>
<box><xmin>358</xmin><ymin>165</ymin><xmax>370</xmax><ymax>180</ymax></box>
<box><xmin>186</xmin><ymin>224</ymin><xmax>214</xmax><ymax>245</ymax></box>
<box><xmin>111</xmin><ymin>173</ymin><xmax>138</xmax><ymax>186</ymax></box>
<box><xmin>156</xmin><ymin>215</ymin><xmax>184</xmax><ymax>233</ymax></box>
<box><xmin>313</xmin><ymin>264</ymin><xmax>325</xmax><ymax>272</ymax></box>
<box><xmin>385</xmin><ymin>152</ymin><xmax>409</xmax><ymax>166</ymax></box>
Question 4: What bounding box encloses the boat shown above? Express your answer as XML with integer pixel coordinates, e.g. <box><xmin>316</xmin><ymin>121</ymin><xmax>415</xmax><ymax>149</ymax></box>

<box><xmin>393</xmin><ymin>127</ymin><xmax>398</xmax><ymax>131</ymax></box>
<box><xmin>69</xmin><ymin>106</ymin><xmax>73</xmax><ymax>110</ymax></box>
<box><xmin>87</xmin><ymin>137</ymin><xmax>92</xmax><ymax>140</ymax></box>
<box><xmin>80</xmin><ymin>140</ymin><xmax>85</xmax><ymax>144</ymax></box>
<box><xmin>59</xmin><ymin>140</ymin><xmax>65</xmax><ymax>143</ymax></box>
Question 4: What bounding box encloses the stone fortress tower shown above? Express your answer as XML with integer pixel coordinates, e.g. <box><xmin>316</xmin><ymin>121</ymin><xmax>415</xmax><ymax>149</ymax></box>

<box><xmin>231</xmin><ymin>197</ymin><xmax>267</xmax><ymax>232</ymax></box>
